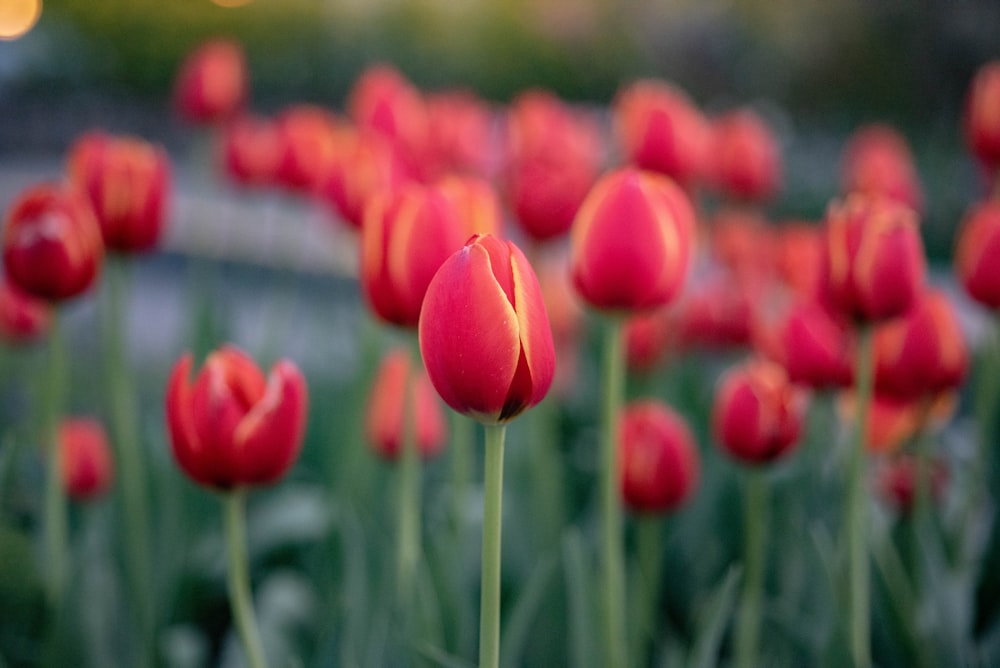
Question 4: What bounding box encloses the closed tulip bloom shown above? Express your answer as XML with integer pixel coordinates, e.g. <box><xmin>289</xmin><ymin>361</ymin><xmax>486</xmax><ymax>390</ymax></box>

<box><xmin>219</xmin><ymin>113</ymin><xmax>283</xmax><ymax>188</ymax></box>
<box><xmin>419</xmin><ymin>234</ymin><xmax>555</xmax><ymax>424</ymax></box>
<box><xmin>426</xmin><ymin>89</ymin><xmax>499</xmax><ymax>178</ymax></box>
<box><xmin>67</xmin><ymin>131</ymin><xmax>171</xmax><ymax>253</ymax></box>
<box><xmin>776</xmin><ymin>300</ymin><xmax>855</xmax><ymax>389</ymax></box>
<box><xmin>571</xmin><ymin>168</ymin><xmax>695</xmax><ymax>312</ymax></box>
<box><xmin>274</xmin><ymin>104</ymin><xmax>346</xmax><ymax>193</ymax></box>
<box><xmin>59</xmin><ymin>418</ymin><xmax>114</xmax><ymax>502</ymax></box>
<box><xmin>173</xmin><ymin>38</ymin><xmax>248</xmax><ymax>125</ymax></box>
<box><xmin>0</xmin><ymin>279</ymin><xmax>51</xmax><ymax>343</ymax></box>
<box><xmin>964</xmin><ymin>60</ymin><xmax>1000</xmax><ymax>171</ymax></box>
<box><xmin>955</xmin><ymin>201</ymin><xmax>1000</xmax><ymax>309</ymax></box>
<box><xmin>820</xmin><ymin>193</ymin><xmax>926</xmax><ymax>323</ymax></box>
<box><xmin>873</xmin><ymin>290</ymin><xmax>967</xmax><ymax>399</ymax></box>
<box><xmin>361</xmin><ymin>183</ymin><xmax>467</xmax><ymax>328</ymax></box>
<box><xmin>165</xmin><ymin>345</ymin><xmax>308</xmax><ymax>489</ymax></box>
<box><xmin>708</xmin><ymin>109</ymin><xmax>782</xmax><ymax>202</ymax></box>
<box><xmin>366</xmin><ymin>348</ymin><xmax>447</xmax><ymax>461</ymax></box>
<box><xmin>619</xmin><ymin>400</ymin><xmax>699</xmax><ymax>513</ymax></box>
<box><xmin>840</xmin><ymin>124</ymin><xmax>924</xmax><ymax>214</ymax></box>
<box><xmin>713</xmin><ymin>358</ymin><xmax>805</xmax><ymax>464</ymax></box>
<box><xmin>3</xmin><ymin>183</ymin><xmax>104</xmax><ymax>302</ymax></box>
<box><xmin>436</xmin><ymin>174</ymin><xmax>503</xmax><ymax>239</ymax></box>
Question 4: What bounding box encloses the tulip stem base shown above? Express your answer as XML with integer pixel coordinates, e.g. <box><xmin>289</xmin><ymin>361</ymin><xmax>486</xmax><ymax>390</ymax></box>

<box><xmin>736</xmin><ymin>470</ymin><xmax>769</xmax><ymax>668</ymax></box>
<box><xmin>847</xmin><ymin>325</ymin><xmax>874</xmax><ymax>668</ymax></box>
<box><xmin>223</xmin><ymin>489</ymin><xmax>268</xmax><ymax>668</ymax></box>
<box><xmin>480</xmin><ymin>422</ymin><xmax>506</xmax><ymax>668</ymax></box>
<box><xmin>600</xmin><ymin>317</ymin><xmax>627</xmax><ymax>668</ymax></box>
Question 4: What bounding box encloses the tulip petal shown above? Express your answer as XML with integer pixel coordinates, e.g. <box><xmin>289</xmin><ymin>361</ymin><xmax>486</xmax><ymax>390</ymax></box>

<box><xmin>507</xmin><ymin>241</ymin><xmax>555</xmax><ymax>416</ymax></box>
<box><xmin>366</xmin><ymin>349</ymin><xmax>408</xmax><ymax>458</ymax></box>
<box><xmin>165</xmin><ymin>353</ymin><xmax>212</xmax><ymax>486</ymax></box>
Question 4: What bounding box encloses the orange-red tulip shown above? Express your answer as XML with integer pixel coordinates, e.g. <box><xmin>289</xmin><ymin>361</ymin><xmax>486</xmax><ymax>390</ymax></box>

<box><xmin>3</xmin><ymin>183</ymin><xmax>104</xmax><ymax>302</ymax></box>
<box><xmin>820</xmin><ymin>193</ymin><xmax>926</xmax><ymax>324</ymax></box>
<box><xmin>173</xmin><ymin>38</ymin><xmax>248</xmax><ymax>125</ymax></box>
<box><xmin>274</xmin><ymin>104</ymin><xmax>345</xmax><ymax>193</ymax></box>
<box><xmin>361</xmin><ymin>183</ymin><xmax>467</xmax><ymax>328</ymax></box>
<box><xmin>713</xmin><ymin>358</ymin><xmax>806</xmax><ymax>464</ymax></box>
<box><xmin>840</xmin><ymin>124</ymin><xmax>924</xmax><ymax>214</ymax></box>
<box><xmin>708</xmin><ymin>109</ymin><xmax>782</xmax><ymax>202</ymax></box>
<box><xmin>955</xmin><ymin>200</ymin><xmax>1000</xmax><ymax>309</ymax></box>
<box><xmin>67</xmin><ymin>131</ymin><xmax>171</xmax><ymax>254</ymax></box>
<box><xmin>58</xmin><ymin>417</ymin><xmax>114</xmax><ymax>502</ymax></box>
<box><xmin>435</xmin><ymin>174</ymin><xmax>504</xmax><ymax>239</ymax></box>
<box><xmin>570</xmin><ymin>168</ymin><xmax>695</xmax><ymax>312</ymax></box>
<box><xmin>0</xmin><ymin>279</ymin><xmax>51</xmax><ymax>343</ymax></box>
<box><xmin>773</xmin><ymin>222</ymin><xmax>823</xmax><ymax>297</ymax></box>
<box><xmin>219</xmin><ymin>113</ymin><xmax>283</xmax><ymax>189</ymax></box>
<box><xmin>366</xmin><ymin>347</ymin><xmax>447</xmax><ymax>461</ymax></box>
<box><xmin>619</xmin><ymin>400</ymin><xmax>699</xmax><ymax>513</ymax></box>
<box><xmin>964</xmin><ymin>60</ymin><xmax>1000</xmax><ymax>171</ymax></box>
<box><xmin>165</xmin><ymin>345</ymin><xmax>308</xmax><ymax>489</ymax></box>
<box><xmin>419</xmin><ymin>234</ymin><xmax>555</xmax><ymax>424</ymax></box>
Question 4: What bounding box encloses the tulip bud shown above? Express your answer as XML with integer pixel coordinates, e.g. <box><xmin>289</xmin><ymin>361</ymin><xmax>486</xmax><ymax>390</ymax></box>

<box><xmin>366</xmin><ymin>348</ymin><xmax>447</xmax><ymax>461</ymax></box>
<box><xmin>875</xmin><ymin>454</ymin><xmax>947</xmax><ymax>514</ymax></box>
<box><xmin>58</xmin><ymin>418</ymin><xmax>114</xmax><ymax>502</ymax></box>
<box><xmin>426</xmin><ymin>89</ymin><xmax>499</xmax><ymax>178</ymax></box>
<box><xmin>619</xmin><ymin>400</ymin><xmax>699</xmax><ymax>513</ymax></box>
<box><xmin>713</xmin><ymin>358</ymin><xmax>806</xmax><ymax>465</ymax></box>
<box><xmin>274</xmin><ymin>104</ymin><xmax>345</xmax><ymax>193</ymax></box>
<box><xmin>219</xmin><ymin>113</ymin><xmax>283</xmax><ymax>189</ymax></box>
<box><xmin>774</xmin><ymin>300</ymin><xmax>855</xmax><ymax>389</ymax></box>
<box><xmin>708</xmin><ymin>109</ymin><xmax>782</xmax><ymax>202</ymax></box>
<box><xmin>165</xmin><ymin>345</ymin><xmax>308</xmax><ymax>489</ymax></box>
<box><xmin>173</xmin><ymin>38</ymin><xmax>248</xmax><ymax>125</ymax></box>
<box><xmin>570</xmin><ymin>168</ymin><xmax>695</xmax><ymax>312</ymax></box>
<box><xmin>361</xmin><ymin>183</ymin><xmax>467</xmax><ymax>328</ymax></box>
<box><xmin>873</xmin><ymin>290</ymin><xmax>967</xmax><ymax>399</ymax></box>
<box><xmin>3</xmin><ymin>183</ymin><xmax>104</xmax><ymax>302</ymax></box>
<box><xmin>964</xmin><ymin>60</ymin><xmax>1000</xmax><ymax>171</ymax></box>
<box><xmin>820</xmin><ymin>193</ymin><xmax>926</xmax><ymax>324</ymax></box>
<box><xmin>840</xmin><ymin>124</ymin><xmax>924</xmax><ymax>214</ymax></box>
<box><xmin>66</xmin><ymin>131</ymin><xmax>171</xmax><ymax>254</ymax></box>
<box><xmin>419</xmin><ymin>234</ymin><xmax>556</xmax><ymax>424</ymax></box>
<box><xmin>435</xmin><ymin>174</ymin><xmax>504</xmax><ymax>239</ymax></box>
<box><xmin>955</xmin><ymin>200</ymin><xmax>1000</xmax><ymax>309</ymax></box>
<box><xmin>0</xmin><ymin>279</ymin><xmax>51</xmax><ymax>344</ymax></box>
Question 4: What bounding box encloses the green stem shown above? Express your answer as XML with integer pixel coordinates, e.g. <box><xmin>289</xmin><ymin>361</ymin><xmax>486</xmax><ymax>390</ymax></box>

<box><xmin>396</xmin><ymin>344</ymin><xmax>421</xmax><ymax>612</ymax></box>
<box><xmin>449</xmin><ymin>412</ymin><xmax>474</xmax><ymax>533</ymax></box>
<box><xmin>223</xmin><ymin>490</ymin><xmax>268</xmax><ymax>668</ymax></box>
<box><xmin>735</xmin><ymin>470</ymin><xmax>769</xmax><ymax>668</ymax></box>
<box><xmin>105</xmin><ymin>257</ymin><xmax>155</xmax><ymax>662</ymax></box>
<box><xmin>847</xmin><ymin>325</ymin><xmax>874</xmax><ymax>668</ymax></box>
<box><xmin>479</xmin><ymin>422</ymin><xmax>507</xmax><ymax>668</ymax></box>
<box><xmin>634</xmin><ymin>516</ymin><xmax>663</xmax><ymax>663</ymax></box>
<box><xmin>43</xmin><ymin>313</ymin><xmax>68</xmax><ymax>609</ymax></box>
<box><xmin>600</xmin><ymin>316</ymin><xmax>627</xmax><ymax>668</ymax></box>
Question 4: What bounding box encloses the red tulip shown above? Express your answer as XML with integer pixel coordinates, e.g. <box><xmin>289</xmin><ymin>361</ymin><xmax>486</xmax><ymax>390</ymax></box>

<box><xmin>435</xmin><ymin>174</ymin><xmax>504</xmax><ymax>239</ymax></box>
<box><xmin>274</xmin><ymin>104</ymin><xmax>346</xmax><ymax>193</ymax></box>
<box><xmin>67</xmin><ymin>131</ymin><xmax>171</xmax><ymax>254</ymax></box>
<box><xmin>773</xmin><ymin>222</ymin><xmax>823</xmax><ymax>297</ymax></box>
<box><xmin>419</xmin><ymin>234</ymin><xmax>555</xmax><ymax>424</ymax></box>
<box><xmin>219</xmin><ymin>113</ymin><xmax>283</xmax><ymax>188</ymax></box>
<box><xmin>875</xmin><ymin>454</ymin><xmax>947</xmax><ymax>514</ymax></box>
<box><xmin>361</xmin><ymin>183</ymin><xmax>467</xmax><ymax>328</ymax></box>
<box><xmin>0</xmin><ymin>279</ymin><xmax>51</xmax><ymax>343</ymax></box>
<box><xmin>173</xmin><ymin>38</ymin><xmax>248</xmax><ymax>125</ymax></box>
<box><xmin>840</xmin><ymin>124</ymin><xmax>924</xmax><ymax>214</ymax></box>
<box><xmin>677</xmin><ymin>273</ymin><xmax>754</xmax><ymax>350</ymax></box>
<box><xmin>3</xmin><ymin>183</ymin><xmax>104</xmax><ymax>302</ymax></box>
<box><xmin>964</xmin><ymin>60</ymin><xmax>1000</xmax><ymax>171</ymax></box>
<box><xmin>426</xmin><ymin>89</ymin><xmax>499</xmax><ymax>178</ymax></box>
<box><xmin>619</xmin><ymin>400</ymin><xmax>699</xmax><ymax>513</ymax></box>
<box><xmin>58</xmin><ymin>417</ymin><xmax>114</xmax><ymax>502</ymax></box>
<box><xmin>838</xmin><ymin>392</ymin><xmax>924</xmax><ymax>454</ymax></box>
<box><xmin>366</xmin><ymin>348</ymin><xmax>447</xmax><ymax>461</ymax></box>
<box><xmin>955</xmin><ymin>200</ymin><xmax>1000</xmax><ymax>309</ymax></box>
<box><xmin>165</xmin><ymin>345</ymin><xmax>308</xmax><ymax>489</ymax></box>
<box><xmin>708</xmin><ymin>109</ymin><xmax>782</xmax><ymax>202</ymax></box>
<box><xmin>713</xmin><ymin>358</ymin><xmax>806</xmax><ymax>465</ymax></box>
<box><xmin>820</xmin><ymin>193</ymin><xmax>926</xmax><ymax>324</ymax></box>
<box><xmin>708</xmin><ymin>208</ymin><xmax>777</xmax><ymax>283</ymax></box>
<box><xmin>570</xmin><ymin>168</ymin><xmax>695</xmax><ymax>312</ymax></box>
<box><xmin>772</xmin><ymin>300</ymin><xmax>855</xmax><ymax>389</ymax></box>
<box><xmin>612</xmin><ymin>79</ymin><xmax>711</xmax><ymax>189</ymax></box>
<box><xmin>625</xmin><ymin>307</ymin><xmax>677</xmax><ymax>373</ymax></box>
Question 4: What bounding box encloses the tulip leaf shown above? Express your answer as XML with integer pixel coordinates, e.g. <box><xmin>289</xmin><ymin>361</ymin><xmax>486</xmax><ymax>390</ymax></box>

<box><xmin>500</xmin><ymin>552</ymin><xmax>558</xmax><ymax>668</ymax></box>
<box><xmin>687</xmin><ymin>565</ymin><xmax>741</xmax><ymax>668</ymax></box>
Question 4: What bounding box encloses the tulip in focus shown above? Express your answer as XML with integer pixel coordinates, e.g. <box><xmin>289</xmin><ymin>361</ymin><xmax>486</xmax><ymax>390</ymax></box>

<box><xmin>955</xmin><ymin>200</ymin><xmax>1000</xmax><ymax>309</ymax></box>
<box><xmin>708</xmin><ymin>109</ymin><xmax>782</xmax><ymax>203</ymax></box>
<box><xmin>59</xmin><ymin>418</ymin><xmax>114</xmax><ymax>502</ymax></box>
<box><xmin>419</xmin><ymin>234</ymin><xmax>555</xmax><ymax>424</ymax></box>
<box><xmin>67</xmin><ymin>131</ymin><xmax>172</xmax><ymax>254</ymax></box>
<box><xmin>840</xmin><ymin>124</ymin><xmax>924</xmax><ymax>214</ymax></box>
<box><xmin>619</xmin><ymin>400</ymin><xmax>699</xmax><ymax>513</ymax></box>
<box><xmin>0</xmin><ymin>279</ymin><xmax>51</xmax><ymax>344</ymax></box>
<box><xmin>820</xmin><ymin>193</ymin><xmax>926</xmax><ymax>324</ymax></box>
<box><xmin>367</xmin><ymin>347</ymin><xmax>447</xmax><ymax>461</ymax></box>
<box><xmin>713</xmin><ymin>358</ymin><xmax>806</xmax><ymax>464</ymax></box>
<box><xmin>165</xmin><ymin>345</ymin><xmax>308</xmax><ymax>489</ymax></box>
<box><xmin>964</xmin><ymin>60</ymin><xmax>1000</xmax><ymax>174</ymax></box>
<box><xmin>3</xmin><ymin>183</ymin><xmax>104</xmax><ymax>302</ymax></box>
<box><xmin>571</xmin><ymin>168</ymin><xmax>695</xmax><ymax>312</ymax></box>
<box><xmin>173</xmin><ymin>38</ymin><xmax>248</xmax><ymax>125</ymax></box>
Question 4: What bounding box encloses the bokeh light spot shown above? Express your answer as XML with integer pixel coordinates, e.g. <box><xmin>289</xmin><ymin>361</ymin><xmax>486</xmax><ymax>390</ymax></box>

<box><xmin>0</xmin><ymin>0</ymin><xmax>42</xmax><ymax>41</ymax></box>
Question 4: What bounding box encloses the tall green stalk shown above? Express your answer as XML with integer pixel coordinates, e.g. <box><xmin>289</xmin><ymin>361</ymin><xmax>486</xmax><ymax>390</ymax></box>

<box><xmin>104</xmin><ymin>256</ymin><xmax>154</xmax><ymax>662</ymax></box>
<box><xmin>223</xmin><ymin>489</ymin><xmax>268</xmax><ymax>668</ymax></box>
<box><xmin>735</xmin><ymin>470</ymin><xmax>769</xmax><ymax>668</ymax></box>
<box><xmin>396</xmin><ymin>344</ymin><xmax>421</xmax><ymax>612</ymax></box>
<box><xmin>847</xmin><ymin>326</ymin><xmax>875</xmax><ymax>668</ymax></box>
<box><xmin>599</xmin><ymin>316</ymin><xmax>627</xmax><ymax>668</ymax></box>
<box><xmin>42</xmin><ymin>313</ymin><xmax>68</xmax><ymax>609</ymax></box>
<box><xmin>479</xmin><ymin>423</ymin><xmax>507</xmax><ymax>668</ymax></box>
<box><xmin>634</xmin><ymin>516</ymin><xmax>663</xmax><ymax>663</ymax></box>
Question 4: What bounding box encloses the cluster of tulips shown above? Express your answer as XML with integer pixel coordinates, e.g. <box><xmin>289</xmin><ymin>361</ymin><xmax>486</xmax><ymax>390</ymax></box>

<box><xmin>3</xmin><ymin>32</ymin><xmax>1000</xmax><ymax>667</ymax></box>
